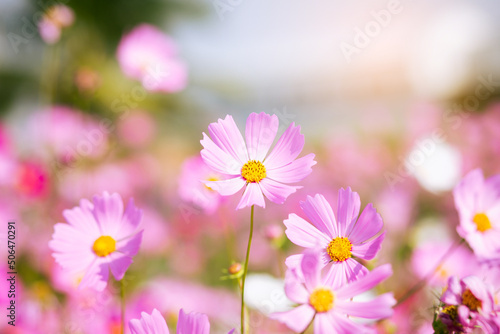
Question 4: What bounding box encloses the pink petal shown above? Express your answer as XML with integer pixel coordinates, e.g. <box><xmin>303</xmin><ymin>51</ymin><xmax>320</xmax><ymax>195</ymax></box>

<box><xmin>344</xmin><ymin>258</ymin><xmax>369</xmax><ymax>283</ymax></box>
<box><xmin>259</xmin><ymin>178</ymin><xmax>300</xmax><ymax>205</ymax></box>
<box><xmin>284</xmin><ymin>270</ymin><xmax>309</xmax><ymax>304</ymax></box>
<box><xmin>108</xmin><ymin>252</ymin><xmax>133</xmax><ymax>280</ymax></box>
<box><xmin>264</xmin><ymin>122</ymin><xmax>305</xmax><ymax>169</ymax></box>
<box><xmin>129</xmin><ymin>309</ymin><xmax>170</xmax><ymax>334</ymax></box>
<box><xmin>79</xmin><ymin>258</ymin><xmax>109</xmax><ymax>291</ymax></box>
<box><xmin>91</xmin><ymin>192</ymin><xmax>125</xmax><ymax>236</ymax></box>
<box><xmin>266</xmin><ymin>153</ymin><xmax>316</xmax><ymax>183</ymax></box>
<box><xmin>336</xmin><ymin>264</ymin><xmax>393</xmax><ymax>300</ymax></box>
<box><xmin>245</xmin><ymin>112</ymin><xmax>279</xmax><ymax>161</ymax></box>
<box><xmin>351</xmin><ymin>232</ymin><xmax>385</xmax><ymax>260</ymax></box>
<box><xmin>177</xmin><ymin>309</ymin><xmax>210</xmax><ymax>334</ymax></box>
<box><xmin>313</xmin><ymin>313</ymin><xmax>333</xmax><ymax>334</ymax></box>
<box><xmin>62</xmin><ymin>199</ymin><xmax>101</xmax><ymax>236</ymax></box>
<box><xmin>347</xmin><ymin>203</ymin><xmax>383</xmax><ymax>245</ymax></box>
<box><xmin>285</xmin><ymin>254</ymin><xmax>303</xmax><ymax>271</ymax></box>
<box><xmin>323</xmin><ymin>262</ymin><xmax>347</xmax><ymax>289</ymax></box>
<box><xmin>117</xmin><ymin>198</ymin><xmax>143</xmax><ymax>240</ymax></box>
<box><xmin>329</xmin><ymin>313</ymin><xmax>376</xmax><ymax>334</ymax></box>
<box><xmin>270</xmin><ymin>304</ymin><xmax>315</xmax><ymax>333</ymax></box>
<box><xmin>117</xmin><ymin>230</ymin><xmax>143</xmax><ymax>257</ymax></box>
<box><xmin>203</xmin><ymin>177</ymin><xmax>246</xmax><ymax>196</ymax></box>
<box><xmin>284</xmin><ymin>213</ymin><xmax>330</xmax><ymax>248</ymax></box>
<box><xmin>453</xmin><ymin>169</ymin><xmax>484</xmax><ymax>214</ymax></box>
<box><xmin>208</xmin><ymin>115</ymin><xmax>248</xmax><ymax>164</ymax></box>
<box><xmin>300</xmin><ymin>194</ymin><xmax>338</xmax><ymax>238</ymax></box>
<box><xmin>335</xmin><ymin>293</ymin><xmax>396</xmax><ymax>319</ymax></box>
<box><xmin>200</xmin><ymin>133</ymin><xmax>242</xmax><ymax>175</ymax></box>
<box><xmin>301</xmin><ymin>248</ymin><xmax>323</xmax><ymax>291</ymax></box>
<box><xmin>337</xmin><ymin>187</ymin><xmax>361</xmax><ymax>237</ymax></box>
<box><xmin>236</xmin><ymin>183</ymin><xmax>265</xmax><ymax>209</ymax></box>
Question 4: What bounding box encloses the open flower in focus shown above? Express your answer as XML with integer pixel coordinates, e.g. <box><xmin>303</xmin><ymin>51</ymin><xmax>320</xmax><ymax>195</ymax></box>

<box><xmin>49</xmin><ymin>191</ymin><xmax>143</xmax><ymax>291</ymax></box>
<box><xmin>271</xmin><ymin>248</ymin><xmax>395</xmax><ymax>333</ymax></box>
<box><xmin>38</xmin><ymin>5</ymin><xmax>75</xmax><ymax>44</ymax></box>
<box><xmin>200</xmin><ymin>112</ymin><xmax>316</xmax><ymax>210</ymax></box>
<box><xmin>129</xmin><ymin>308</ymin><xmax>235</xmax><ymax>334</ymax></box>
<box><xmin>453</xmin><ymin>169</ymin><xmax>500</xmax><ymax>264</ymax></box>
<box><xmin>284</xmin><ymin>190</ymin><xmax>385</xmax><ymax>285</ymax></box>
<box><xmin>117</xmin><ymin>24</ymin><xmax>187</xmax><ymax>93</ymax></box>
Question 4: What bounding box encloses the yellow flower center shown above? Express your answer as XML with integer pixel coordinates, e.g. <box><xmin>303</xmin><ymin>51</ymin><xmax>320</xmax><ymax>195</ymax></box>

<box><xmin>309</xmin><ymin>288</ymin><xmax>334</xmax><ymax>313</ymax></box>
<box><xmin>442</xmin><ymin>305</ymin><xmax>459</xmax><ymax>322</ymax></box>
<box><xmin>473</xmin><ymin>213</ymin><xmax>492</xmax><ymax>232</ymax></box>
<box><xmin>241</xmin><ymin>160</ymin><xmax>266</xmax><ymax>183</ymax></box>
<box><xmin>327</xmin><ymin>237</ymin><xmax>352</xmax><ymax>262</ymax></box>
<box><xmin>92</xmin><ymin>236</ymin><xmax>116</xmax><ymax>257</ymax></box>
<box><xmin>462</xmin><ymin>289</ymin><xmax>482</xmax><ymax>311</ymax></box>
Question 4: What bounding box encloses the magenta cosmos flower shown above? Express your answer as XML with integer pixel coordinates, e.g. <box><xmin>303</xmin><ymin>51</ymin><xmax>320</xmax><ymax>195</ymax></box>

<box><xmin>129</xmin><ymin>308</ymin><xmax>235</xmax><ymax>334</ymax></box>
<box><xmin>284</xmin><ymin>190</ymin><xmax>385</xmax><ymax>285</ymax></box>
<box><xmin>117</xmin><ymin>24</ymin><xmax>187</xmax><ymax>93</ymax></box>
<box><xmin>439</xmin><ymin>275</ymin><xmax>498</xmax><ymax>333</ymax></box>
<box><xmin>200</xmin><ymin>112</ymin><xmax>316</xmax><ymax>210</ymax></box>
<box><xmin>271</xmin><ymin>248</ymin><xmax>395</xmax><ymax>333</ymax></box>
<box><xmin>453</xmin><ymin>169</ymin><xmax>500</xmax><ymax>264</ymax></box>
<box><xmin>49</xmin><ymin>191</ymin><xmax>143</xmax><ymax>291</ymax></box>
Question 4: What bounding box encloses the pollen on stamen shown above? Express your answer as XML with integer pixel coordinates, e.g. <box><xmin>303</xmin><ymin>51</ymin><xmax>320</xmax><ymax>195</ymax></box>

<box><xmin>309</xmin><ymin>287</ymin><xmax>334</xmax><ymax>313</ymax></box>
<box><xmin>462</xmin><ymin>289</ymin><xmax>482</xmax><ymax>311</ymax></box>
<box><xmin>327</xmin><ymin>237</ymin><xmax>352</xmax><ymax>262</ymax></box>
<box><xmin>473</xmin><ymin>213</ymin><xmax>492</xmax><ymax>232</ymax></box>
<box><xmin>92</xmin><ymin>236</ymin><xmax>116</xmax><ymax>257</ymax></box>
<box><xmin>241</xmin><ymin>160</ymin><xmax>266</xmax><ymax>183</ymax></box>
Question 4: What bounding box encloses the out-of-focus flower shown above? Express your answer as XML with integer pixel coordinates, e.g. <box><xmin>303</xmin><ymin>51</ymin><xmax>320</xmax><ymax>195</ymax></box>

<box><xmin>178</xmin><ymin>155</ymin><xmax>225</xmax><ymax>214</ymax></box>
<box><xmin>117</xmin><ymin>111</ymin><xmax>156</xmax><ymax>149</ymax></box>
<box><xmin>271</xmin><ymin>249</ymin><xmax>395</xmax><ymax>333</ymax></box>
<box><xmin>38</xmin><ymin>5</ymin><xmax>74</xmax><ymax>44</ymax></box>
<box><xmin>49</xmin><ymin>192</ymin><xmax>143</xmax><ymax>291</ymax></box>
<box><xmin>438</xmin><ymin>275</ymin><xmax>498</xmax><ymax>333</ymax></box>
<box><xmin>453</xmin><ymin>169</ymin><xmax>500</xmax><ymax>264</ymax></box>
<box><xmin>244</xmin><ymin>273</ymin><xmax>294</xmax><ymax>314</ymax></box>
<box><xmin>15</xmin><ymin>160</ymin><xmax>50</xmax><ymax>198</ymax></box>
<box><xmin>200</xmin><ymin>112</ymin><xmax>316</xmax><ymax>210</ymax></box>
<box><xmin>284</xmin><ymin>190</ymin><xmax>385</xmax><ymax>285</ymax></box>
<box><xmin>411</xmin><ymin>240</ymin><xmax>479</xmax><ymax>287</ymax></box>
<box><xmin>129</xmin><ymin>308</ymin><xmax>235</xmax><ymax>334</ymax></box>
<box><xmin>75</xmin><ymin>68</ymin><xmax>101</xmax><ymax>93</ymax></box>
<box><xmin>117</xmin><ymin>24</ymin><xmax>187</xmax><ymax>93</ymax></box>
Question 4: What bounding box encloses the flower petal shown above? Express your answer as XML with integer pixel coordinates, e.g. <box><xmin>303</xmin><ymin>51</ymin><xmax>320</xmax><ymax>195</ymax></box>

<box><xmin>117</xmin><ymin>198</ymin><xmax>143</xmax><ymax>240</ymax></box>
<box><xmin>284</xmin><ymin>270</ymin><xmax>309</xmax><ymax>304</ymax></box>
<box><xmin>344</xmin><ymin>258</ymin><xmax>369</xmax><ymax>283</ymax></box>
<box><xmin>108</xmin><ymin>252</ymin><xmax>133</xmax><ymax>281</ymax></box>
<box><xmin>178</xmin><ymin>309</ymin><xmax>210</xmax><ymax>334</ymax></box>
<box><xmin>208</xmin><ymin>115</ymin><xmax>248</xmax><ymax>164</ymax></box>
<box><xmin>264</xmin><ymin>122</ymin><xmax>305</xmax><ymax>169</ymax></box>
<box><xmin>351</xmin><ymin>232</ymin><xmax>385</xmax><ymax>260</ymax></box>
<box><xmin>62</xmin><ymin>198</ymin><xmax>101</xmax><ymax>236</ymax></box>
<box><xmin>336</xmin><ymin>264</ymin><xmax>393</xmax><ymax>300</ymax></box>
<box><xmin>79</xmin><ymin>258</ymin><xmax>109</xmax><ymax>291</ymax></box>
<box><xmin>200</xmin><ymin>133</ymin><xmax>241</xmax><ymax>175</ymax></box>
<box><xmin>259</xmin><ymin>178</ymin><xmax>300</xmax><ymax>205</ymax></box>
<box><xmin>266</xmin><ymin>153</ymin><xmax>316</xmax><ymax>184</ymax></box>
<box><xmin>117</xmin><ymin>230</ymin><xmax>143</xmax><ymax>257</ymax></box>
<box><xmin>284</xmin><ymin>214</ymin><xmax>330</xmax><ymax>248</ymax></box>
<box><xmin>335</xmin><ymin>293</ymin><xmax>396</xmax><ymax>319</ymax></box>
<box><xmin>301</xmin><ymin>248</ymin><xmax>323</xmax><ymax>291</ymax></box>
<box><xmin>348</xmin><ymin>203</ymin><xmax>383</xmax><ymax>245</ymax></box>
<box><xmin>323</xmin><ymin>262</ymin><xmax>347</xmax><ymax>289</ymax></box>
<box><xmin>270</xmin><ymin>304</ymin><xmax>315</xmax><ymax>333</ymax></box>
<box><xmin>245</xmin><ymin>112</ymin><xmax>279</xmax><ymax>161</ymax></box>
<box><xmin>337</xmin><ymin>187</ymin><xmax>361</xmax><ymax>237</ymax></box>
<box><xmin>236</xmin><ymin>183</ymin><xmax>265</xmax><ymax>209</ymax></box>
<box><xmin>329</xmin><ymin>313</ymin><xmax>376</xmax><ymax>334</ymax></box>
<box><xmin>91</xmin><ymin>192</ymin><xmax>124</xmax><ymax>236</ymax></box>
<box><xmin>203</xmin><ymin>177</ymin><xmax>246</xmax><ymax>196</ymax></box>
<box><xmin>300</xmin><ymin>194</ymin><xmax>338</xmax><ymax>238</ymax></box>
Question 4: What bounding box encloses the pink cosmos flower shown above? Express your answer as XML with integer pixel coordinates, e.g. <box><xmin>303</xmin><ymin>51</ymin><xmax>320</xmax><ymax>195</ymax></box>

<box><xmin>117</xmin><ymin>24</ymin><xmax>187</xmax><ymax>93</ymax></box>
<box><xmin>178</xmin><ymin>155</ymin><xmax>225</xmax><ymax>214</ymax></box>
<box><xmin>271</xmin><ymin>249</ymin><xmax>395</xmax><ymax>333</ymax></box>
<box><xmin>39</xmin><ymin>5</ymin><xmax>75</xmax><ymax>44</ymax></box>
<box><xmin>49</xmin><ymin>192</ymin><xmax>143</xmax><ymax>291</ymax></box>
<box><xmin>284</xmin><ymin>190</ymin><xmax>385</xmax><ymax>285</ymax></box>
<box><xmin>129</xmin><ymin>308</ymin><xmax>235</xmax><ymax>334</ymax></box>
<box><xmin>439</xmin><ymin>276</ymin><xmax>498</xmax><ymax>333</ymax></box>
<box><xmin>453</xmin><ymin>169</ymin><xmax>500</xmax><ymax>264</ymax></box>
<box><xmin>200</xmin><ymin>112</ymin><xmax>316</xmax><ymax>210</ymax></box>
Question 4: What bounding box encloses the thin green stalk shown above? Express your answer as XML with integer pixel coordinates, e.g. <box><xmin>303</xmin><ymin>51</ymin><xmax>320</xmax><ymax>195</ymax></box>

<box><xmin>121</xmin><ymin>278</ymin><xmax>125</xmax><ymax>334</ymax></box>
<box><xmin>241</xmin><ymin>205</ymin><xmax>255</xmax><ymax>334</ymax></box>
<box><xmin>395</xmin><ymin>239</ymin><xmax>465</xmax><ymax>307</ymax></box>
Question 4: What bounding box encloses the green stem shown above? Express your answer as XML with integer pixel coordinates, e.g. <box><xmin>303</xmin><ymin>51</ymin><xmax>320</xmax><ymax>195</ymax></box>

<box><xmin>395</xmin><ymin>239</ymin><xmax>465</xmax><ymax>307</ymax></box>
<box><xmin>121</xmin><ymin>278</ymin><xmax>125</xmax><ymax>334</ymax></box>
<box><xmin>241</xmin><ymin>205</ymin><xmax>255</xmax><ymax>334</ymax></box>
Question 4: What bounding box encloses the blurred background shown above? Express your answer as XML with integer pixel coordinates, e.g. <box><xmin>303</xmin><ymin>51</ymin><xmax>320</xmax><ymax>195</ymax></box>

<box><xmin>0</xmin><ymin>0</ymin><xmax>500</xmax><ymax>333</ymax></box>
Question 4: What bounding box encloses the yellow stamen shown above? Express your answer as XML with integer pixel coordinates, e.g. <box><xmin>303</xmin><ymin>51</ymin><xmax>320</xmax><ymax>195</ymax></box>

<box><xmin>241</xmin><ymin>160</ymin><xmax>266</xmax><ymax>183</ymax></box>
<box><xmin>327</xmin><ymin>237</ymin><xmax>352</xmax><ymax>262</ymax></box>
<box><xmin>205</xmin><ymin>176</ymin><xmax>219</xmax><ymax>191</ymax></box>
<box><xmin>309</xmin><ymin>288</ymin><xmax>334</xmax><ymax>312</ymax></box>
<box><xmin>473</xmin><ymin>213</ymin><xmax>492</xmax><ymax>232</ymax></box>
<box><xmin>442</xmin><ymin>305</ymin><xmax>459</xmax><ymax>322</ymax></box>
<box><xmin>92</xmin><ymin>236</ymin><xmax>116</xmax><ymax>257</ymax></box>
<box><xmin>462</xmin><ymin>289</ymin><xmax>482</xmax><ymax>311</ymax></box>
